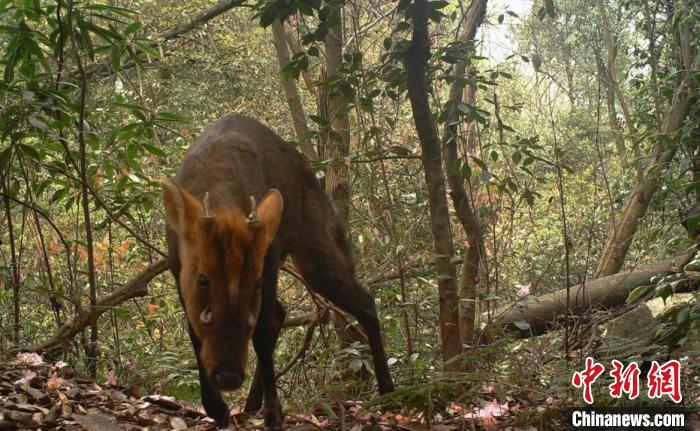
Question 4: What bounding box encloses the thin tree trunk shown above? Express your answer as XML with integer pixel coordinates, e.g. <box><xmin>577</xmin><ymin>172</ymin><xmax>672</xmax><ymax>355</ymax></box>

<box><xmin>271</xmin><ymin>19</ymin><xmax>317</xmax><ymax>161</ymax></box>
<box><xmin>321</xmin><ymin>0</ymin><xmax>360</xmax><ymax>353</ymax></box>
<box><xmin>593</xmin><ymin>47</ymin><xmax>627</xmax><ymax>164</ymax></box>
<box><xmin>440</xmin><ymin>0</ymin><xmax>487</xmax><ymax>351</ymax></box>
<box><xmin>404</xmin><ymin>0</ymin><xmax>461</xmax><ymax>365</ymax></box>
<box><xmin>597</xmin><ymin>0</ymin><xmax>643</xmax><ymax>178</ymax></box>
<box><xmin>323</xmin><ymin>0</ymin><xmax>351</xmax><ymax>224</ymax></box>
<box><xmin>603</xmin><ymin>86</ymin><xmax>627</xmax><ymax>163</ymax></box>
<box><xmin>3</xmin><ymin>181</ymin><xmax>21</xmax><ymax>345</ymax></box>
<box><xmin>68</xmin><ymin>0</ymin><xmax>99</xmax><ymax>378</ymax></box>
<box><xmin>594</xmin><ymin>53</ymin><xmax>699</xmax><ymax>278</ymax></box>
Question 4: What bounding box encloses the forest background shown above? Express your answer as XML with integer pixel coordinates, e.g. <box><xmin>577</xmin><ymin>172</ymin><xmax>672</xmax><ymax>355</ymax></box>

<box><xmin>0</xmin><ymin>0</ymin><xmax>698</xmax><ymax>426</ymax></box>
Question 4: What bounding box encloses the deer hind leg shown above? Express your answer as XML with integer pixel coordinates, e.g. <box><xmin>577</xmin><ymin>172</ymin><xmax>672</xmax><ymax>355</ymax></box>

<box><xmin>292</xmin><ymin>247</ymin><xmax>395</xmax><ymax>395</ymax></box>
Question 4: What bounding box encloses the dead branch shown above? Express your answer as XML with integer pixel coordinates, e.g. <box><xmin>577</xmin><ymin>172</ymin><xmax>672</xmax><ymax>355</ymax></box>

<box><xmin>29</xmin><ymin>260</ymin><xmax>169</xmax><ymax>353</ymax></box>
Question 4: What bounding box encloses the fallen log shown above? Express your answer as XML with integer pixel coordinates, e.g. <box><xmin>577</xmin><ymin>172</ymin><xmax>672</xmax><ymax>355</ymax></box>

<box><xmin>487</xmin><ymin>252</ymin><xmax>695</xmax><ymax>337</ymax></box>
<box><xmin>30</xmin><ymin>259</ymin><xmax>169</xmax><ymax>353</ymax></box>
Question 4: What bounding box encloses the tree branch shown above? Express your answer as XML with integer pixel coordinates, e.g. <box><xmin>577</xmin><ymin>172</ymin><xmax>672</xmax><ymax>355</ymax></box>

<box><xmin>76</xmin><ymin>0</ymin><xmax>246</xmax><ymax>80</ymax></box>
<box><xmin>28</xmin><ymin>259</ymin><xmax>168</xmax><ymax>353</ymax></box>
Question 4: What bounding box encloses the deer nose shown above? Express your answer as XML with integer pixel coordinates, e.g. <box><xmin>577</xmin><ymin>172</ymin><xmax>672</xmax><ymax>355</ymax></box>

<box><xmin>212</xmin><ymin>368</ymin><xmax>244</xmax><ymax>391</ymax></box>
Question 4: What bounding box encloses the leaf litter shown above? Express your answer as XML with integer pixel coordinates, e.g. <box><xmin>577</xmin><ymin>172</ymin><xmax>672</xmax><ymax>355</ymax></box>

<box><xmin>0</xmin><ymin>353</ymin><xmax>544</xmax><ymax>430</ymax></box>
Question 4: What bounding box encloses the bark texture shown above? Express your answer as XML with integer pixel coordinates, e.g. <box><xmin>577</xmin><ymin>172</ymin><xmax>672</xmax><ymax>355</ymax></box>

<box><xmin>322</xmin><ymin>0</ymin><xmax>352</xmax><ymax>225</ymax></box>
<box><xmin>404</xmin><ymin>0</ymin><xmax>461</xmax><ymax>364</ymax></box>
<box><xmin>321</xmin><ymin>0</ymin><xmax>358</xmax><ymax>350</ymax></box>
<box><xmin>441</xmin><ymin>0</ymin><xmax>488</xmax><ymax>350</ymax></box>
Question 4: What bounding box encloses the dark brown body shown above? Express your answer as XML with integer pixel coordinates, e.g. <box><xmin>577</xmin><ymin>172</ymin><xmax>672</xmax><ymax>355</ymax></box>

<box><xmin>165</xmin><ymin>114</ymin><xmax>394</xmax><ymax>428</ymax></box>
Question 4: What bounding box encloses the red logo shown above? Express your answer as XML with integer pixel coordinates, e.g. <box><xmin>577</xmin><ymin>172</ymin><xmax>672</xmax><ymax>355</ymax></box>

<box><xmin>572</xmin><ymin>358</ymin><xmax>683</xmax><ymax>404</ymax></box>
<box><xmin>572</xmin><ymin>357</ymin><xmax>605</xmax><ymax>404</ymax></box>
<box><xmin>608</xmin><ymin>360</ymin><xmax>640</xmax><ymax>399</ymax></box>
<box><xmin>647</xmin><ymin>360</ymin><xmax>682</xmax><ymax>403</ymax></box>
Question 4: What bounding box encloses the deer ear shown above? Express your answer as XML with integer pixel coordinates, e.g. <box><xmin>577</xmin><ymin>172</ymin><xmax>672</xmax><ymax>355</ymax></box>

<box><xmin>256</xmin><ymin>189</ymin><xmax>283</xmax><ymax>248</ymax></box>
<box><xmin>160</xmin><ymin>177</ymin><xmax>203</xmax><ymax>239</ymax></box>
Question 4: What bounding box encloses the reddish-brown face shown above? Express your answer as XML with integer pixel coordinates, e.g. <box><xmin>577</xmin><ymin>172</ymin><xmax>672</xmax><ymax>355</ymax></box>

<box><xmin>161</xmin><ymin>179</ymin><xmax>283</xmax><ymax>391</ymax></box>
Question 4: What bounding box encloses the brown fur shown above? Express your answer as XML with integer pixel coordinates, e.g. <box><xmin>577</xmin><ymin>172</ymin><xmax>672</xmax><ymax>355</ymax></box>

<box><xmin>162</xmin><ymin>114</ymin><xmax>394</xmax><ymax>429</ymax></box>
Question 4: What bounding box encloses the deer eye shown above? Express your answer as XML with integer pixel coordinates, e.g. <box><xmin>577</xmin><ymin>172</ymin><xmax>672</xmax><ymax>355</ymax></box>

<box><xmin>197</xmin><ymin>275</ymin><xmax>209</xmax><ymax>289</ymax></box>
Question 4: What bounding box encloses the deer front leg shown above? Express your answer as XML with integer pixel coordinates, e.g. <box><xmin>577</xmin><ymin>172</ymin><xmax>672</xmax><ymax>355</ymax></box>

<box><xmin>252</xmin><ymin>304</ymin><xmax>285</xmax><ymax>429</ymax></box>
<box><xmin>187</xmin><ymin>325</ymin><xmax>230</xmax><ymax>427</ymax></box>
<box><xmin>245</xmin><ymin>300</ymin><xmax>285</xmax><ymax>413</ymax></box>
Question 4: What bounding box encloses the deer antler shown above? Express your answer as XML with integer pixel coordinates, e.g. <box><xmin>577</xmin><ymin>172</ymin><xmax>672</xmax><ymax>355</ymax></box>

<box><xmin>247</xmin><ymin>195</ymin><xmax>259</xmax><ymax>224</ymax></box>
<box><xmin>203</xmin><ymin>192</ymin><xmax>214</xmax><ymax>218</ymax></box>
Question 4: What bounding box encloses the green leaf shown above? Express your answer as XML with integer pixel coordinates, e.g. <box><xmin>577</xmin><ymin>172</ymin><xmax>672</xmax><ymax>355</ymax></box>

<box><xmin>676</xmin><ymin>306</ymin><xmax>690</xmax><ymax>325</ymax></box>
<box><xmin>627</xmin><ymin>284</ymin><xmax>653</xmax><ymax>303</ymax></box>
<box><xmin>18</xmin><ymin>143</ymin><xmax>40</xmax><ymax>160</ymax></box>
<box><xmin>110</xmin><ymin>45</ymin><xmax>122</xmax><ymax>71</ymax></box>
<box><xmin>114</xmin><ymin>101</ymin><xmax>149</xmax><ymax>112</ymax></box>
<box><xmin>309</xmin><ymin>115</ymin><xmax>329</xmax><ymax>126</ymax></box>
<box><xmin>28</xmin><ymin>116</ymin><xmax>48</xmax><ymax>131</ymax></box>
<box><xmin>127</xmin><ymin>143</ymin><xmax>140</xmax><ymax>161</ymax></box>
<box><xmin>124</xmin><ymin>20</ymin><xmax>142</xmax><ymax>35</ymax></box>
<box><xmin>156</xmin><ymin>112</ymin><xmax>187</xmax><ymax>123</ymax></box>
<box><xmin>0</xmin><ymin>147</ymin><xmax>12</xmax><ymax>175</ymax></box>
<box><xmin>134</xmin><ymin>39</ymin><xmax>159</xmax><ymax>58</ymax></box>
<box><xmin>656</xmin><ymin>283</ymin><xmax>673</xmax><ymax>301</ymax></box>
<box><xmin>84</xmin><ymin>3</ymin><xmax>137</xmax><ymax>19</ymax></box>
<box><xmin>143</xmin><ymin>143</ymin><xmax>166</xmax><ymax>157</ymax></box>
<box><xmin>512</xmin><ymin>150</ymin><xmax>521</xmax><ymax>164</ymax></box>
<box><xmin>383</xmin><ymin>37</ymin><xmax>392</xmax><ymax>50</ymax></box>
<box><xmin>51</xmin><ymin>187</ymin><xmax>68</xmax><ymax>203</ymax></box>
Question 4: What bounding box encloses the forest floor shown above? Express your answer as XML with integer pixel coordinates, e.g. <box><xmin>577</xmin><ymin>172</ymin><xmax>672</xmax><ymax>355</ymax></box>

<box><xmin>0</xmin><ymin>352</ymin><xmax>548</xmax><ymax>430</ymax></box>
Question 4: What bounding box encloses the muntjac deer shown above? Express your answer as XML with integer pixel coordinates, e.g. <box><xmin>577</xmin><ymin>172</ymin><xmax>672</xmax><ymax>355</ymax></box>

<box><xmin>161</xmin><ymin>114</ymin><xmax>394</xmax><ymax>429</ymax></box>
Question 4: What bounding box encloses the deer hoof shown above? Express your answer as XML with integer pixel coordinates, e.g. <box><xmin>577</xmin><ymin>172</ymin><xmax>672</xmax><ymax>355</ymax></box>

<box><xmin>264</xmin><ymin>406</ymin><xmax>284</xmax><ymax>430</ymax></box>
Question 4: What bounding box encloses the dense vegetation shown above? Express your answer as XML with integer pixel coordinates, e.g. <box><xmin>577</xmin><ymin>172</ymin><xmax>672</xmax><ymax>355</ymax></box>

<box><xmin>1</xmin><ymin>0</ymin><xmax>698</xmax><ymax>427</ymax></box>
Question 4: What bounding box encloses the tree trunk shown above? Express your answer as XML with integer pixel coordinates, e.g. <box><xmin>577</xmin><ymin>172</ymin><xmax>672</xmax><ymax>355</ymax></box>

<box><xmin>593</xmin><ymin>46</ymin><xmax>627</xmax><ymax>164</ymax></box>
<box><xmin>322</xmin><ymin>0</ymin><xmax>351</xmax><ymax>224</ymax></box>
<box><xmin>404</xmin><ymin>0</ymin><xmax>461</xmax><ymax>365</ymax></box>
<box><xmin>441</xmin><ymin>0</ymin><xmax>488</xmax><ymax>351</ymax></box>
<box><xmin>597</xmin><ymin>0</ymin><xmax>643</xmax><ymax>179</ymax></box>
<box><xmin>490</xmin><ymin>252</ymin><xmax>693</xmax><ymax>337</ymax></box>
<box><xmin>321</xmin><ymin>0</ymin><xmax>360</xmax><ymax>353</ymax></box>
<box><xmin>68</xmin><ymin>7</ymin><xmax>99</xmax><ymax>378</ymax></box>
<box><xmin>271</xmin><ymin>19</ymin><xmax>317</xmax><ymax>161</ymax></box>
<box><xmin>594</xmin><ymin>54</ymin><xmax>699</xmax><ymax>278</ymax></box>
<box><xmin>2</xmin><ymin>183</ymin><xmax>21</xmax><ymax>345</ymax></box>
